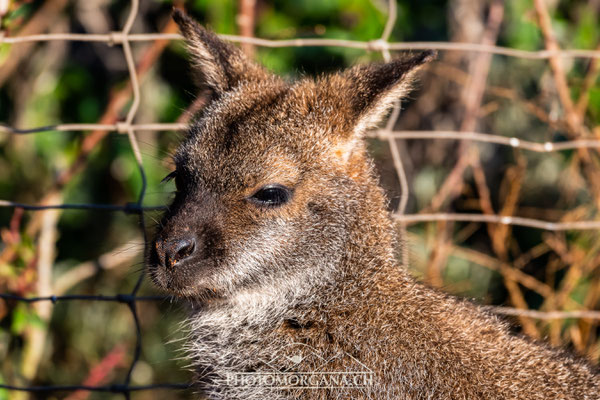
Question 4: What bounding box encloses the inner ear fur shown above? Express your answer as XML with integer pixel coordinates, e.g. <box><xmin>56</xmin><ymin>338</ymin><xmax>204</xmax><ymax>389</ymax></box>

<box><xmin>346</xmin><ymin>51</ymin><xmax>436</xmax><ymax>132</ymax></box>
<box><xmin>321</xmin><ymin>51</ymin><xmax>436</xmax><ymax>162</ymax></box>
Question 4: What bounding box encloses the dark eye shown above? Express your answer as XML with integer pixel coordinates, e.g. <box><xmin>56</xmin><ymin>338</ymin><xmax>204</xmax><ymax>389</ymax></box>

<box><xmin>249</xmin><ymin>184</ymin><xmax>292</xmax><ymax>207</ymax></box>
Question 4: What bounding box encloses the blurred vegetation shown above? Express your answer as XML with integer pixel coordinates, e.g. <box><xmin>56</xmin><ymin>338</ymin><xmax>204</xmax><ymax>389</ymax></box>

<box><xmin>0</xmin><ymin>0</ymin><xmax>599</xmax><ymax>399</ymax></box>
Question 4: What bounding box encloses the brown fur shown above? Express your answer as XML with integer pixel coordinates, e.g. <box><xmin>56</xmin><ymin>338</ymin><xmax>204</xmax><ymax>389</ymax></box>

<box><xmin>147</xmin><ymin>10</ymin><xmax>600</xmax><ymax>399</ymax></box>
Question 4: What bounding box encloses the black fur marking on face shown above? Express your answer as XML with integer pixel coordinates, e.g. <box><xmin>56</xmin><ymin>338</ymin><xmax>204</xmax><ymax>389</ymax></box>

<box><xmin>222</xmin><ymin>86</ymin><xmax>289</xmax><ymax>151</ymax></box>
<box><xmin>201</xmin><ymin>225</ymin><xmax>226</xmax><ymax>260</ymax></box>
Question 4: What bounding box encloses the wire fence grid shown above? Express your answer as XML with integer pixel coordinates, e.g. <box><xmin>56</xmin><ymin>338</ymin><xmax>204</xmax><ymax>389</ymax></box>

<box><xmin>1</xmin><ymin>0</ymin><xmax>600</xmax><ymax>397</ymax></box>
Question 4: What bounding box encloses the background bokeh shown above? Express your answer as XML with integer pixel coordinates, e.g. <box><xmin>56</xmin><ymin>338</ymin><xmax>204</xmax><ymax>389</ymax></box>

<box><xmin>1</xmin><ymin>0</ymin><xmax>599</xmax><ymax>399</ymax></box>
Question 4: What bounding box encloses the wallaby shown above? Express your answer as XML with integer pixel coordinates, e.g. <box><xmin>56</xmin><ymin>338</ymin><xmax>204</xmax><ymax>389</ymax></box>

<box><xmin>148</xmin><ymin>10</ymin><xmax>600</xmax><ymax>400</ymax></box>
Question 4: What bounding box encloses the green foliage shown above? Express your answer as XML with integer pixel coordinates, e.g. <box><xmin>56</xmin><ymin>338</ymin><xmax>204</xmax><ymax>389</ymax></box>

<box><xmin>10</xmin><ymin>304</ymin><xmax>45</xmax><ymax>336</ymax></box>
<box><xmin>504</xmin><ymin>0</ymin><xmax>542</xmax><ymax>50</ymax></box>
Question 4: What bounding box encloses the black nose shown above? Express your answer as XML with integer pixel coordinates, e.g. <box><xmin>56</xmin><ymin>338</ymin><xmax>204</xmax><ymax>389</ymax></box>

<box><xmin>159</xmin><ymin>236</ymin><xmax>196</xmax><ymax>269</ymax></box>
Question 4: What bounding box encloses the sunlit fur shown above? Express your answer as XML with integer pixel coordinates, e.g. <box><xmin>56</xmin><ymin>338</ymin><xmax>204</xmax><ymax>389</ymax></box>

<box><xmin>147</xmin><ymin>10</ymin><xmax>600</xmax><ymax>399</ymax></box>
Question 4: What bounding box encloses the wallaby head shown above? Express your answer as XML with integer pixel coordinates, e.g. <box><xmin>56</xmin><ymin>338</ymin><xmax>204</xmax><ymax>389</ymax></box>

<box><xmin>146</xmin><ymin>12</ymin><xmax>600</xmax><ymax>400</ymax></box>
<box><xmin>148</xmin><ymin>10</ymin><xmax>433</xmax><ymax>301</ymax></box>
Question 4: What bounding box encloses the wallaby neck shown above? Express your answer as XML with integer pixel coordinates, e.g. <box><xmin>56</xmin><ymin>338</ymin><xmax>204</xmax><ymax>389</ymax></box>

<box><xmin>340</xmin><ymin>160</ymin><xmax>401</xmax><ymax>278</ymax></box>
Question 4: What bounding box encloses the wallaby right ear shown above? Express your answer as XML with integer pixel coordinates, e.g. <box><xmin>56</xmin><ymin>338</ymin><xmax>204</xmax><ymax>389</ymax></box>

<box><xmin>317</xmin><ymin>51</ymin><xmax>435</xmax><ymax>164</ymax></box>
<box><xmin>173</xmin><ymin>10</ymin><xmax>267</xmax><ymax>94</ymax></box>
<box><xmin>343</xmin><ymin>51</ymin><xmax>436</xmax><ymax>137</ymax></box>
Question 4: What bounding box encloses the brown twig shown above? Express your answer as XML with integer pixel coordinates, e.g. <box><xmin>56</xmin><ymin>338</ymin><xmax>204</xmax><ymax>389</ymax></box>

<box><xmin>0</xmin><ymin>0</ymin><xmax>69</xmax><ymax>86</ymax></box>
<box><xmin>63</xmin><ymin>345</ymin><xmax>127</xmax><ymax>400</ymax></box>
<box><xmin>460</xmin><ymin>0</ymin><xmax>504</xmax><ymax>133</ymax></box>
<box><xmin>428</xmin><ymin>0</ymin><xmax>505</xmax><ymax>211</ymax></box>
<box><xmin>237</xmin><ymin>0</ymin><xmax>256</xmax><ymax>57</ymax></box>
<box><xmin>0</xmin><ymin>207</ymin><xmax>24</xmax><ymax>264</ymax></box>
<box><xmin>406</xmin><ymin>231</ymin><xmax>555</xmax><ymax>301</ymax></box>
<box><xmin>54</xmin><ymin>241</ymin><xmax>143</xmax><ymax>295</ymax></box>
<box><xmin>575</xmin><ymin>43</ymin><xmax>600</xmax><ymax>120</ymax></box>
<box><xmin>533</xmin><ymin>0</ymin><xmax>581</xmax><ymax>133</ymax></box>
<box><xmin>492</xmin><ymin>154</ymin><xmax>526</xmax><ymax>260</ymax></box>
<box><xmin>533</xmin><ymin>0</ymin><xmax>600</xmax><ymax>211</ymax></box>
<box><xmin>20</xmin><ymin>193</ymin><xmax>61</xmax><ymax>384</ymax></box>
<box><xmin>580</xmin><ymin>274</ymin><xmax>600</xmax><ymax>354</ymax></box>
<box><xmin>424</xmin><ymin>221</ymin><xmax>451</xmax><ymax>287</ymax></box>
<box><xmin>430</xmin><ymin>63</ymin><xmax>570</xmax><ymax>132</ymax></box>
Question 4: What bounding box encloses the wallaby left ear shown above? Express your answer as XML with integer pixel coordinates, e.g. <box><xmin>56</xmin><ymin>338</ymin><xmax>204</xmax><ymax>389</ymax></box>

<box><xmin>343</xmin><ymin>51</ymin><xmax>436</xmax><ymax>136</ymax></box>
<box><xmin>173</xmin><ymin>9</ymin><xmax>269</xmax><ymax>95</ymax></box>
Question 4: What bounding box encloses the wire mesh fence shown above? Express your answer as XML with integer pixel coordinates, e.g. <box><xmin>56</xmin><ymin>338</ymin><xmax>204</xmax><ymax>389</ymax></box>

<box><xmin>1</xmin><ymin>0</ymin><xmax>600</xmax><ymax>397</ymax></box>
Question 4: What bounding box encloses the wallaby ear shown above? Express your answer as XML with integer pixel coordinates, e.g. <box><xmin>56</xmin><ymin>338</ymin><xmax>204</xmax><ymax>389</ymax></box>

<box><xmin>173</xmin><ymin>9</ymin><xmax>268</xmax><ymax>94</ymax></box>
<box><xmin>341</xmin><ymin>51</ymin><xmax>436</xmax><ymax>136</ymax></box>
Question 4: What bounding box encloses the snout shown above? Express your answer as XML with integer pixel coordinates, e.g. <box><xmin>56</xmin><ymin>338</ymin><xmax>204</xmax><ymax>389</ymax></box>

<box><xmin>155</xmin><ymin>235</ymin><xmax>197</xmax><ymax>270</ymax></box>
<box><xmin>148</xmin><ymin>210</ymin><xmax>225</xmax><ymax>295</ymax></box>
